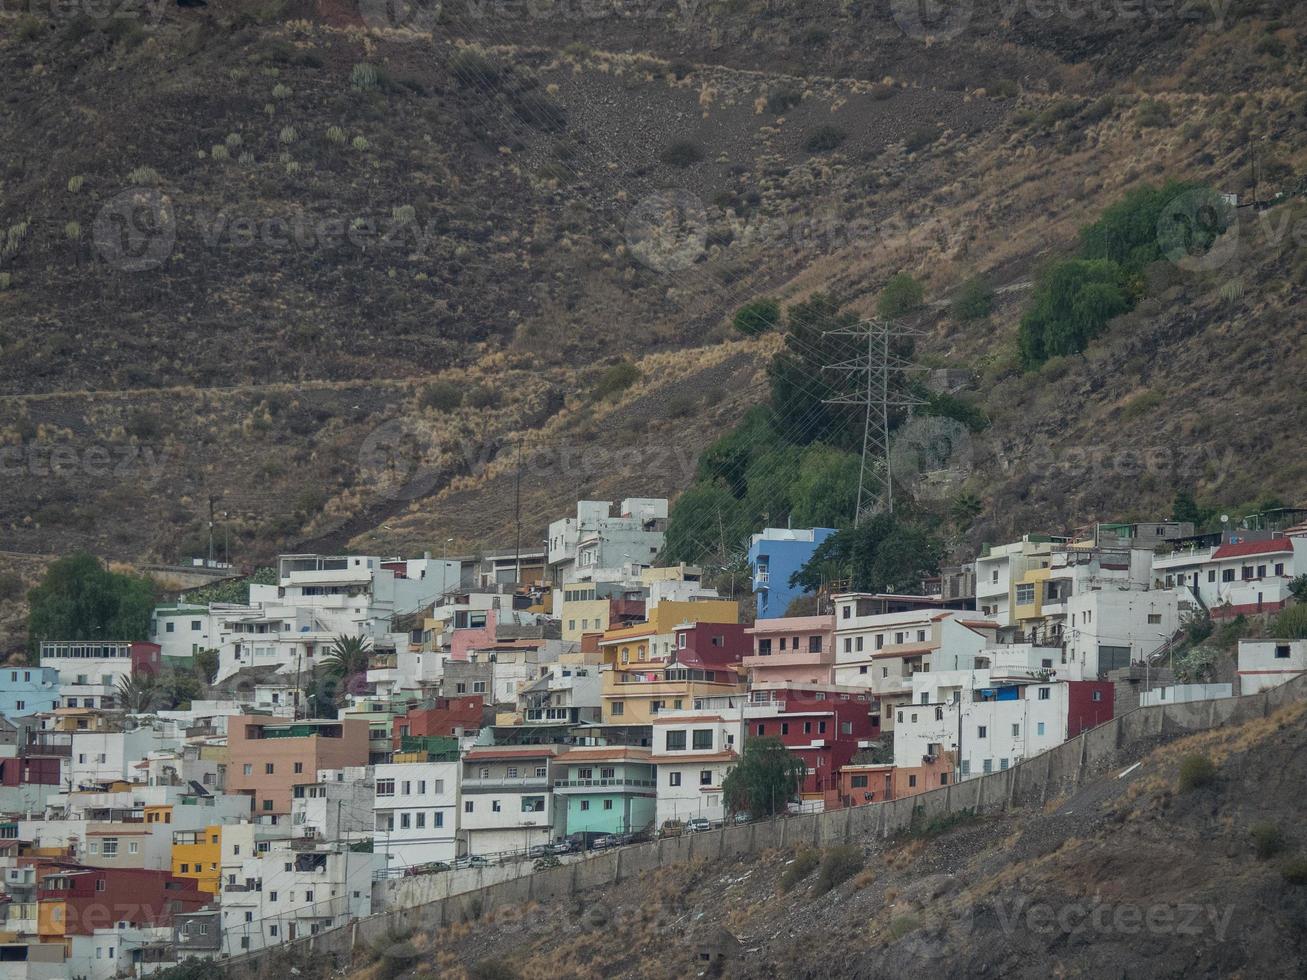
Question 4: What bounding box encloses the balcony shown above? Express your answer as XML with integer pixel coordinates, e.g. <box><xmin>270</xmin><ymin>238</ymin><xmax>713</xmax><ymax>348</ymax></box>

<box><xmin>461</xmin><ymin>776</ymin><xmax>550</xmax><ymax>793</ymax></box>
<box><xmin>552</xmin><ymin>777</ymin><xmax>656</xmax><ymax>792</ymax></box>
<box><xmin>753</xmin><ymin>569</ymin><xmax>770</xmax><ymax>587</ymax></box>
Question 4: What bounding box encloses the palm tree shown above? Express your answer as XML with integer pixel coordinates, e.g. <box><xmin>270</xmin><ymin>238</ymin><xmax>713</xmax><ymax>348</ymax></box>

<box><xmin>323</xmin><ymin>634</ymin><xmax>373</xmax><ymax>678</ymax></box>
<box><xmin>116</xmin><ymin>672</ymin><xmax>160</xmax><ymax>714</ymax></box>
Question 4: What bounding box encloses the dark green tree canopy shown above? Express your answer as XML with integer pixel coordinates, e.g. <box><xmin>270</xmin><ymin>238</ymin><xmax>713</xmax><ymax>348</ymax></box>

<box><xmin>790</xmin><ymin>514</ymin><xmax>943</xmax><ymax>595</ymax></box>
<box><xmin>721</xmin><ymin>736</ymin><xmax>806</xmax><ymax>817</ymax></box>
<box><xmin>28</xmin><ymin>552</ymin><xmax>156</xmax><ymax>655</ymax></box>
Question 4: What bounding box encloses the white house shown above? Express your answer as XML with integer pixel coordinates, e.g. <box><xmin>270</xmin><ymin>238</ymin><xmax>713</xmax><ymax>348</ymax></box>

<box><xmin>1238</xmin><ymin>638</ymin><xmax>1307</xmax><ymax>694</ymax></box>
<box><xmin>372</xmin><ymin>759</ymin><xmax>460</xmax><ymax>869</ymax></box>
<box><xmin>650</xmin><ymin>710</ymin><xmax>741</xmax><ymax>827</ymax></box>
<box><xmin>458</xmin><ymin>745</ymin><xmax>561</xmax><ymax>855</ymax></box>
<box><xmin>1063</xmin><ymin>589</ymin><xmax>1180</xmax><ymax>680</ymax></box>
<box><xmin>973</xmin><ymin>536</ymin><xmax>1065</xmax><ymax>626</ymax></box>
<box><xmin>1153</xmin><ymin>534</ymin><xmax>1305</xmax><ymax>618</ymax></box>
<box><xmin>547</xmin><ymin>499</ymin><xmax>668</xmax><ymax>586</ymax></box>
<box><xmin>291</xmin><ymin>766</ymin><xmax>374</xmax><ymax>842</ymax></box>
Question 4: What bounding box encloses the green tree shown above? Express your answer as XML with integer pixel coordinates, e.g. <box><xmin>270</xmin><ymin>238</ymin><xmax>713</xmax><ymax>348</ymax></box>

<box><xmin>721</xmin><ymin>736</ymin><xmax>806</xmax><ymax>817</ymax></box>
<box><xmin>194</xmin><ymin>649</ymin><xmax>220</xmax><ymax>684</ymax></box>
<box><xmin>1171</xmin><ymin>489</ymin><xmax>1213</xmax><ymax>528</ymax></box>
<box><xmin>732</xmin><ymin>298</ymin><xmax>781</xmax><ymax>336</ymax></box>
<box><xmin>788</xmin><ymin>445</ymin><xmax>860</xmax><ymax>528</ymax></box>
<box><xmin>1288</xmin><ymin>575</ymin><xmax>1307</xmax><ymax>604</ymax></box>
<box><xmin>28</xmin><ymin>553</ymin><xmax>156</xmax><ymax>656</ymax></box>
<box><xmin>790</xmin><ymin>515</ymin><xmax>943</xmax><ymax>595</ymax></box>
<box><xmin>1017</xmin><ymin>258</ymin><xmax>1131</xmax><ymax>368</ymax></box>
<box><xmin>323</xmin><ymin>634</ymin><xmax>373</xmax><ymax>678</ymax></box>
<box><xmin>877</xmin><ymin>273</ymin><xmax>924</xmax><ymax>319</ymax></box>
<box><xmin>116</xmin><ymin>672</ymin><xmax>162</xmax><ymax>714</ymax></box>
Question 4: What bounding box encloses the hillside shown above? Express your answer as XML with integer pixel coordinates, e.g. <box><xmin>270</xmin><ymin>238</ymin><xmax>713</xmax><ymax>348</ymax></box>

<box><xmin>346</xmin><ymin>697</ymin><xmax>1307</xmax><ymax>979</ymax></box>
<box><xmin>0</xmin><ymin>0</ymin><xmax>1304</xmax><ymax>582</ymax></box>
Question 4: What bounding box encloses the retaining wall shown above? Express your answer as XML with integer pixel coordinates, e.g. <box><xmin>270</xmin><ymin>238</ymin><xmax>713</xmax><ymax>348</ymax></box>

<box><xmin>213</xmin><ymin>673</ymin><xmax>1306</xmax><ymax>979</ymax></box>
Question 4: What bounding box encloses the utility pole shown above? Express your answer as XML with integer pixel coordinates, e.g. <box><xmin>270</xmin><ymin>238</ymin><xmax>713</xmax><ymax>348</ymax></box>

<box><xmin>206</xmin><ymin>493</ymin><xmax>219</xmax><ymax>565</ymax></box>
<box><xmin>513</xmin><ymin>440</ymin><xmax>523</xmax><ymax>587</ymax></box>
<box><xmin>822</xmin><ymin>318</ymin><xmax>926</xmax><ymax>526</ymax></box>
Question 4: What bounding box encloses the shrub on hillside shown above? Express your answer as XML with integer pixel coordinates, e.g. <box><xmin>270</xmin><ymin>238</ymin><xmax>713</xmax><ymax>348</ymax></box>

<box><xmin>1251</xmin><ymin>823</ymin><xmax>1286</xmax><ymax>860</ymax></box>
<box><xmin>766</xmin><ymin>88</ymin><xmax>802</xmax><ymax>114</ymax></box>
<box><xmin>465</xmin><ymin>384</ymin><xmax>500</xmax><ymax>409</ymax></box>
<box><xmin>0</xmin><ymin>572</ymin><xmax>23</xmax><ymax>601</ymax></box>
<box><xmin>661</xmin><ymin>140</ymin><xmax>705</xmax><ymax>168</ymax></box>
<box><xmin>878</xmin><ymin>272</ymin><xmax>924</xmax><ymax>318</ymax></box>
<box><xmin>1178</xmin><ymin>754</ymin><xmax>1217</xmax><ymax>792</ymax></box>
<box><xmin>805</xmin><ymin>125</ymin><xmax>847</xmax><ymax>153</ymax></box>
<box><xmin>1283</xmin><ymin>857</ymin><xmax>1307</xmax><ymax>885</ymax></box>
<box><xmin>816</xmin><ymin>845</ymin><xmax>864</xmax><ymax>894</ymax></box>
<box><xmin>1018</xmin><ymin>259</ymin><xmax>1131</xmax><ymax>368</ymax></box>
<box><xmin>1272</xmin><ymin>604</ymin><xmax>1307</xmax><ymax>639</ymax></box>
<box><xmin>449</xmin><ymin>48</ymin><xmax>501</xmax><ymax>89</ymax></box>
<box><xmin>419</xmin><ymin>380</ymin><xmax>463</xmax><ymax>412</ymax></box>
<box><xmin>733</xmin><ymin>298</ymin><xmax>781</xmax><ymax>336</ymax></box>
<box><xmin>951</xmin><ymin>276</ymin><xmax>994</xmax><ymax>321</ymax></box>
<box><xmin>905</xmin><ymin>125</ymin><xmax>941</xmax><ymax>152</ymax></box>
<box><xmin>779</xmin><ymin>849</ymin><xmax>820</xmax><ymax>892</ymax></box>
<box><xmin>594</xmin><ymin>361</ymin><xmax>641</xmax><ymax>399</ymax></box>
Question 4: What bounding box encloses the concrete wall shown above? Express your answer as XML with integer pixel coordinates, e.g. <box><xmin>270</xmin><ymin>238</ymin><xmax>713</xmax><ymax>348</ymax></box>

<box><xmin>212</xmin><ymin>672</ymin><xmax>1307</xmax><ymax>980</ymax></box>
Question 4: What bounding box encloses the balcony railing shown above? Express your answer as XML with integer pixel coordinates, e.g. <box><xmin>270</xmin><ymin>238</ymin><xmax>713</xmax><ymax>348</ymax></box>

<box><xmin>461</xmin><ymin>776</ymin><xmax>549</xmax><ymax>793</ymax></box>
<box><xmin>553</xmin><ymin>777</ymin><xmax>656</xmax><ymax>790</ymax></box>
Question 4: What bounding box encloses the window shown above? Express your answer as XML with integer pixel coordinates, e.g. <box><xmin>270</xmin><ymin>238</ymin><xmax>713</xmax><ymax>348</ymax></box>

<box><xmin>603</xmin><ymin>799</ymin><xmax>614</xmax><ymax>810</ymax></box>
<box><xmin>128</xmin><ymin>842</ymin><xmax>138</xmax><ymax>855</ymax></box>
<box><xmin>1222</xmin><ymin>569</ymin><xmax>1235</xmax><ymax>583</ymax></box>
<box><xmin>1147</xmin><ymin>613</ymin><xmax>1162</xmax><ymax>625</ymax></box>
<box><xmin>473</xmin><ymin>681</ymin><xmax>487</xmax><ymax>694</ymax></box>
<box><xmin>580</xmin><ymin>800</ymin><xmax>590</xmax><ymax>811</ymax></box>
<box><xmin>263</xmin><ymin>800</ymin><xmax>273</xmax><ymax>811</ymax></box>
<box><xmin>665</xmin><ymin>730</ymin><xmax>687</xmax><ymax>751</ymax></box>
<box><xmin>506</xmin><ymin>768</ymin><xmax>518</xmax><ymax>779</ymax></box>
<box><xmin>578</xmin><ymin>768</ymin><xmax>593</xmax><ymax>780</ymax></box>
<box><xmin>850</xmin><ymin>775</ymin><xmax>868</xmax><ymax>788</ymax></box>
<box><xmin>165</xmin><ymin>622</ymin><xmax>175</xmax><ymax>633</ymax></box>
<box><xmin>376</xmin><ymin>780</ymin><xmax>395</xmax><ymax>796</ymax></box>
<box><xmin>859</xmin><ymin>665</ymin><xmax>868</xmax><ymax>675</ymax></box>
<box><xmin>534</xmin><ymin>767</ymin><xmax>547</xmax><ymax>778</ymax></box>
<box><xmin>265</xmin><ymin>763</ymin><xmax>275</xmax><ymax>775</ymax></box>
<box><xmin>977</xmin><ymin>725</ymin><xmax>987</xmax><ymax>738</ymax></box>
<box><xmin>600</xmin><ymin>767</ymin><xmax>615</xmax><ymax>779</ymax></box>
<box><xmin>1208</xmin><ymin>570</ymin><xmax>1216</xmax><ymax>582</ymax></box>
<box><xmin>97</xmin><ymin>878</ymin><xmax>107</xmax><ymax>890</ymax></box>
<box><xmin>101</xmin><ymin>839</ymin><xmax>118</xmax><ymax>857</ymax></box>
<box><xmin>491</xmin><ymin>800</ymin><xmax>502</xmax><ymax>812</ymax></box>
<box><xmin>1274</xmin><ymin>562</ymin><xmax>1285</xmax><ymax>576</ymax></box>
<box><xmin>522</xmin><ymin>796</ymin><xmax>545</xmax><ymax>812</ymax></box>
<box><xmin>1011</xmin><ymin>723</ymin><xmax>1020</xmax><ymax>736</ymax></box>
<box><xmin>400</xmin><ymin>813</ymin><xmax>411</xmax><ymax>829</ymax></box>
<box><xmin>842</xmin><ymin>605</ymin><xmax>851</xmax><ymax>619</ymax></box>
<box><xmin>809</xmin><ymin>635</ymin><xmax>822</xmax><ymax>653</ymax></box>
<box><xmin>242</xmin><ymin>764</ymin><xmax>253</xmax><ymax>776</ymax></box>
<box><xmin>611</xmin><ymin>701</ymin><xmax>624</xmax><ymax>717</ymax></box>
<box><xmin>434</xmin><ymin>812</ymin><xmax>444</xmax><ymax>828</ymax></box>
<box><xmin>692</xmin><ymin>729</ymin><xmax>713</xmax><ymax>750</ymax></box>
<box><xmin>895</xmin><ymin>632</ymin><xmax>905</xmax><ymax>645</ymax></box>
<box><xmin>293</xmin><ymin>762</ymin><xmax>303</xmax><ymax>774</ymax></box>
<box><xmin>1015</xmin><ymin>583</ymin><xmax>1036</xmax><ymax>605</ymax></box>
<box><xmin>1036</xmin><ymin>722</ymin><xmax>1046</xmax><ymax>736</ymax></box>
<box><xmin>756</xmin><ymin>723</ymin><xmax>765</xmax><ymax>736</ymax></box>
<box><xmin>1038</xmin><ymin>687</ymin><xmax>1050</xmax><ymax>701</ymax></box>
<box><xmin>1092</xmin><ymin>690</ymin><xmax>1103</xmax><ymax>702</ymax></box>
<box><xmin>876</xmin><ymin>634</ymin><xmax>884</xmax><ymax>650</ymax></box>
<box><xmin>668</xmin><ymin>771</ymin><xmax>682</xmax><ymax>787</ymax></box>
<box><xmin>1000</xmin><ymin>758</ymin><xmax>1009</xmax><ymax>770</ymax></box>
<box><xmin>418</xmin><ymin>780</ymin><xmax>427</xmax><ymax>794</ymax></box>
<box><xmin>843</xmin><ymin>638</ymin><xmax>852</xmax><ymax>654</ymax></box>
<box><xmin>982</xmin><ymin>759</ymin><xmax>993</xmax><ymax>773</ymax></box>
<box><xmin>940</xmin><ymin>773</ymin><xmax>949</xmax><ymax>785</ymax></box>
<box><xmin>855</xmin><ymin>636</ymin><xmax>864</xmax><ymax>652</ymax></box>
<box><xmin>908</xmin><ymin>775</ymin><xmax>917</xmax><ymax>787</ymax></box>
<box><xmin>464</xmin><ymin>801</ymin><xmax>473</xmax><ymax>813</ymax></box>
<box><xmin>960</xmin><ymin>760</ymin><xmax>970</xmax><ymax>775</ymax></box>
<box><xmin>757</xmin><ymin>638</ymin><xmax>772</xmax><ymax>655</ymax></box>
<box><xmin>416</xmin><ymin>813</ymin><xmax>426</xmax><ymax>828</ymax></box>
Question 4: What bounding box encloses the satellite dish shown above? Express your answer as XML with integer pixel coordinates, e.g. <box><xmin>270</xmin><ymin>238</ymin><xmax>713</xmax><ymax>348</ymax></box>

<box><xmin>1220</xmin><ymin>514</ymin><xmax>1229</xmax><ymax>523</ymax></box>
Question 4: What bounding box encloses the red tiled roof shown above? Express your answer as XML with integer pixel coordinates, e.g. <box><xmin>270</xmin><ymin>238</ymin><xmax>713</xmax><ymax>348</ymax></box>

<box><xmin>463</xmin><ymin>745</ymin><xmax>559</xmax><ymax>759</ymax></box>
<box><xmin>556</xmin><ymin>746</ymin><xmax>652</xmax><ymax>762</ymax></box>
<box><xmin>1212</xmin><ymin>539</ymin><xmax>1293</xmax><ymax>560</ymax></box>
<box><xmin>872</xmin><ymin>642</ymin><xmax>939</xmax><ymax>659</ymax></box>
<box><xmin>649</xmin><ymin>750</ymin><xmax>737</xmax><ymax>764</ymax></box>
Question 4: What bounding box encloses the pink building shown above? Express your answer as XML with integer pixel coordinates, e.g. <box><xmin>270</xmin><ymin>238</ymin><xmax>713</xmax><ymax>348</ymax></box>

<box><xmin>742</xmin><ymin>615</ymin><xmax>835</xmax><ymax>686</ymax></box>
<box><xmin>449</xmin><ymin>608</ymin><xmax>498</xmax><ymax>662</ymax></box>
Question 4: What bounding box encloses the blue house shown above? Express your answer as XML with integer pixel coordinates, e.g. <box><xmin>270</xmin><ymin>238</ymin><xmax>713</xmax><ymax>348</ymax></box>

<box><xmin>0</xmin><ymin>666</ymin><xmax>59</xmax><ymax>719</ymax></box>
<box><xmin>747</xmin><ymin>527</ymin><xmax>837</xmax><ymax>619</ymax></box>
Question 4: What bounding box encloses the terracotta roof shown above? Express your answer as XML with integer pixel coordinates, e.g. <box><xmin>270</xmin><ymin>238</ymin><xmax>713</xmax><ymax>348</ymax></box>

<box><xmin>650</xmin><ymin>750</ymin><xmax>737</xmax><ymax>764</ymax></box>
<box><xmin>957</xmin><ymin>620</ymin><xmax>1000</xmax><ymax>630</ymax></box>
<box><xmin>872</xmin><ymin>642</ymin><xmax>939</xmax><ymax>659</ymax></box>
<box><xmin>463</xmin><ymin>744</ymin><xmax>560</xmax><ymax>759</ymax></box>
<box><xmin>746</xmin><ymin>615</ymin><xmax>834</xmax><ymax>634</ymax></box>
<box><xmin>556</xmin><ymin>746</ymin><xmax>652</xmax><ymax>762</ymax></box>
<box><xmin>1212</xmin><ymin>539</ymin><xmax>1293</xmax><ymax>560</ymax></box>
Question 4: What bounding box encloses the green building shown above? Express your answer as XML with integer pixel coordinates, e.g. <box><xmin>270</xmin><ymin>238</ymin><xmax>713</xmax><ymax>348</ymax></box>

<box><xmin>553</xmin><ymin>747</ymin><xmax>657</xmax><ymax>836</ymax></box>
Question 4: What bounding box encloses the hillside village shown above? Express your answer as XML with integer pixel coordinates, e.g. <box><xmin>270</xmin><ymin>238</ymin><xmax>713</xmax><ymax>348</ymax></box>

<box><xmin>1</xmin><ymin>497</ymin><xmax>1305</xmax><ymax>977</ymax></box>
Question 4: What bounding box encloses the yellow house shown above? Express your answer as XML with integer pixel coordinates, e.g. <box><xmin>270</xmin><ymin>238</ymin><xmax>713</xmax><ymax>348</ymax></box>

<box><xmin>601</xmin><ymin>660</ymin><xmax>745</xmax><ymax>724</ymax></box>
<box><xmin>143</xmin><ymin>805</ymin><xmax>173</xmax><ymax>826</ymax></box>
<box><xmin>597</xmin><ymin>600</ymin><xmax>740</xmax><ymax>667</ymax></box>
<box><xmin>171</xmin><ymin>824</ymin><xmax>223</xmax><ymax>898</ymax></box>
<box><xmin>1014</xmin><ymin>567</ymin><xmax>1050</xmax><ymax>635</ymax></box>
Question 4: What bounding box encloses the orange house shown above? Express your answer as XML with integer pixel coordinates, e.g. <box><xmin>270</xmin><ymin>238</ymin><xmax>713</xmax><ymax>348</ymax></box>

<box><xmin>225</xmin><ymin>717</ymin><xmax>370</xmax><ymax>818</ymax></box>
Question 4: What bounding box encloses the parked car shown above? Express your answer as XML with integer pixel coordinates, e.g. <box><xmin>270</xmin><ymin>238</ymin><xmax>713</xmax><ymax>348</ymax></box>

<box><xmin>452</xmin><ymin>854</ymin><xmax>491</xmax><ymax>870</ymax></box>
<box><xmin>732</xmin><ymin>811</ymin><xmax>753</xmax><ymax>824</ymax></box>
<box><xmin>686</xmin><ymin>817</ymin><xmax>711</xmax><ymax>833</ymax></box>
<box><xmin>548</xmin><ymin>838</ymin><xmax>578</xmax><ymax>854</ymax></box>
<box><xmin>659</xmin><ymin>819</ymin><xmax>685</xmax><ymax>838</ymax></box>
<box><xmin>527</xmin><ymin>843</ymin><xmax>551</xmax><ymax>859</ymax></box>
<box><xmin>403</xmin><ymin>861</ymin><xmax>450</xmax><ymax>877</ymax></box>
<box><xmin>592</xmin><ymin>835</ymin><xmax>615</xmax><ymax>850</ymax></box>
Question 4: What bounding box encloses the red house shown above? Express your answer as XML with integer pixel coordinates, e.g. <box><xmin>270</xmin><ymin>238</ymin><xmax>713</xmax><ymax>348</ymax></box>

<box><xmin>745</xmin><ymin>687</ymin><xmax>877</xmax><ymax>801</ymax></box>
<box><xmin>671</xmin><ymin>621</ymin><xmax>752</xmax><ymax>670</ymax></box>
<box><xmin>392</xmin><ymin>696</ymin><xmax>485</xmax><ymax>748</ymax></box>
<box><xmin>37</xmin><ymin>866</ymin><xmax>212</xmax><ymax>938</ymax></box>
